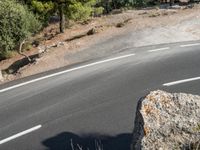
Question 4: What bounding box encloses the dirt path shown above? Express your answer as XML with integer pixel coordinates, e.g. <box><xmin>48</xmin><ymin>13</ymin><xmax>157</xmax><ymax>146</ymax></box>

<box><xmin>0</xmin><ymin>4</ymin><xmax>200</xmax><ymax>84</ymax></box>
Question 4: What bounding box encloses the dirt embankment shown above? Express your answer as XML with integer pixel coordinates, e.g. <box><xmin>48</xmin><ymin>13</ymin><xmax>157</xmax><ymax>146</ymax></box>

<box><xmin>0</xmin><ymin>4</ymin><xmax>200</xmax><ymax>84</ymax></box>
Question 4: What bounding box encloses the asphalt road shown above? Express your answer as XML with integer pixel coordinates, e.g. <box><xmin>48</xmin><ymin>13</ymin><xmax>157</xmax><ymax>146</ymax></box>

<box><xmin>0</xmin><ymin>41</ymin><xmax>200</xmax><ymax>150</ymax></box>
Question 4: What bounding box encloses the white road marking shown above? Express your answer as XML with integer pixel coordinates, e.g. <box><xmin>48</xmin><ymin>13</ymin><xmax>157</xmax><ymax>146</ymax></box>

<box><xmin>0</xmin><ymin>125</ymin><xmax>42</xmax><ymax>145</ymax></box>
<box><xmin>163</xmin><ymin>76</ymin><xmax>200</xmax><ymax>86</ymax></box>
<box><xmin>148</xmin><ymin>47</ymin><xmax>170</xmax><ymax>52</ymax></box>
<box><xmin>180</xmin><ymin>43</ymin><xmax>200</xmax><ymax>48</ymax></box>
<box><xmin>0</xmin><ymin>53</ymin><xmax>135</xmax><ymax>93</ymax></box>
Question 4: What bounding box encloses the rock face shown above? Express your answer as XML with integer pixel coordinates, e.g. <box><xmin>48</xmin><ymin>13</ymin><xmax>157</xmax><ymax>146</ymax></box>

<box><xmin>132</xmin><ymin>90</ymin><xmax>200</xmax><ymax>150</ymax></box>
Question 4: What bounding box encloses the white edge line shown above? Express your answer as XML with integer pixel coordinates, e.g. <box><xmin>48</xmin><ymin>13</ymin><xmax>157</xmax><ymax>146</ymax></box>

<box><xmin>0</xmin><ymin>54</ymin><xmax>135</xmax><ymax>93</ymax></box>
<box><xmin>180</xmin><ymin>43</ymin><xmax>200</xmax><ymax>48</ymax></box>
<box><xmin>0</xmin><ymin>125</ymin><xmax>42</xmax><ymax>145</ymax></box>
<box><xmin>148</xmin><ymin>47</ymin><xmax>170</xmax><ymax>52</ymax></box>
<box><xmin>163</xmin><ymin>76</ymin><xmax>200</xmax><ymax>86</ymax></box>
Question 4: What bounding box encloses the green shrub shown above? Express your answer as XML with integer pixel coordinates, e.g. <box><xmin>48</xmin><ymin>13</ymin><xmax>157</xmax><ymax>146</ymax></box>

<box><xmin>0</xmin><ymin>50</ymin><xmax>16</xmax><ymax>60</ymax></box>
<box><xmin>66</xmin><ymin>0</ymin><xmax>99</xmax><ymax>21</ymax></box>
<box><xmin>31</xmin><ymin>0</ymin><xmax>54</xmax><ymax>13</ymax></box>
<box><xmin>93</xmin><ymin>7</ymin><xmax>104</xmax><ymax>17</ymax></box>
<box><xmin>31</xmin><ymin>0</ymin><xmax>54</xmax><ymax>26</ymax></box>
<box><xmin>67</xmin><ymin>2</ymin><xmax>93</xmax><ymax>21</ymax></box>
<box><xmin>0</xmin><ymin>0</ymin><xmax>41</xmax><ymax>60</ymax></box>
<box><xmin>132</xmin><ymin>0</ymin><xmax>147</xmax><ymax>7</ymax></box>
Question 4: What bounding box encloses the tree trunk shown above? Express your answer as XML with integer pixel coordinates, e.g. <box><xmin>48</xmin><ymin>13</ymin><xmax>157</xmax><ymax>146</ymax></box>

<box><xmin>105</xmin><ymin>0</ymin><xmax>110</xmax><ymax>13</ymax></box>
<box><xmin>59</xmin><ymin>3</ymin><xmax>65</xmax><ymax>33</ymax></box>
<box><xmin>19</xmin><ymin>40</ymin><xmax>31</xmax><ymax>62</ymax></box>
<box><xmin>169</xmin><ymin>0</ymin><xmax>173</xmax><ymax>6</ymax></box>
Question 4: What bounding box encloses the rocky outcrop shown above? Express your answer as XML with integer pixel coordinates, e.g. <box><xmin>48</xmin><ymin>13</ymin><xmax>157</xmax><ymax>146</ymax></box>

<box><xmin>132</xmin><ymin>90</ymin><xmax>200</xmax><ymax>150</ymax></box>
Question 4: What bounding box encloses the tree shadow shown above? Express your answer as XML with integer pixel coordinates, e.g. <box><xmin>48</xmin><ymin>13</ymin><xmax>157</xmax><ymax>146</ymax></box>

<box><xmin>2</xmin><ymin>54</ymin><xmax>39</xmax><ymax>74</ymax></box>
<box><xmin>42</xmin><ymin>132</ymin><xmax>132</xmax><ymax>150</ymax></box>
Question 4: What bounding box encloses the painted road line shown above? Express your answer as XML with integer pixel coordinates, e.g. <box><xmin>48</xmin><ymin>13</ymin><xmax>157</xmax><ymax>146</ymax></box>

<box><xmin>163</xmin><ymin>76</ymin><xmax>200</xmax><ymax>86</ymax></box>
<box><xmin>148</xmin><ymin>47</ymin><xmax>170</xmax><ymax>52</ymax></box>
<box><xmin>0</xmin><ymin>53</ymin><xmax>135</xmax><ymax>93</ymax></box>
<box><xmin>180</xmin><ymin>43</ymin><xmax>200</xmax><ymax>48</ymax></box>
<box><xmin>0</xmin><ymin>125</ymin><xmax>42</xmax><ymax>145</ymax></box>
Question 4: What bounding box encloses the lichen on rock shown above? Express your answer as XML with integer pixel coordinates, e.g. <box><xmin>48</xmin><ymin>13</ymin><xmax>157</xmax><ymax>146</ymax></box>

<box><xmin>132</xmin><ymin>90</ymin><xmax>200</xmax><ymax>150</ymax></box>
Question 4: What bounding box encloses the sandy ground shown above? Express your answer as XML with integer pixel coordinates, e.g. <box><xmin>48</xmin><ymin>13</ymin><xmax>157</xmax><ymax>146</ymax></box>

<box><xmin>0</xmin><ymin>4</ymin><xmax>200</xmax><ymax>84</ymax></box>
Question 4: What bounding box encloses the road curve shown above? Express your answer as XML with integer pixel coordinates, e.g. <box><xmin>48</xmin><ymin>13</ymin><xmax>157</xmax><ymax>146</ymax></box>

<box><xmin>0</xmin><ymin>41</ymin><xmax>200</xmax><ymax>150</ymax></box>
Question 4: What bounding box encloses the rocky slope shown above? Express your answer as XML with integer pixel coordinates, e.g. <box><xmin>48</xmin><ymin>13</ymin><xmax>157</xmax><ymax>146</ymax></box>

<box><xmin>132</xmin><ymin>90</ymin><xmax>200</xmax><ymax>150</ymax></box>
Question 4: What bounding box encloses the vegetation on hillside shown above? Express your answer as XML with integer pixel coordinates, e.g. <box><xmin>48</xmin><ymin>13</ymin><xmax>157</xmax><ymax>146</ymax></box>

<box><xmin>0</xmin><ymin>0</ymin><xmax>197</xmax><ymax>61</ymax></box>
<box><xmin>0</xmin><ymin>0</ymin><xmax>41</xmax><ymax>60</ymax></box>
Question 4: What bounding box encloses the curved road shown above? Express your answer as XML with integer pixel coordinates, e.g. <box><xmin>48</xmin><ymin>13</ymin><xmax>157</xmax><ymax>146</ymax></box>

<box><xmin>0</xmin><ymin>41</ymin><xmax>200</xmax><ymax>150</ymax></box>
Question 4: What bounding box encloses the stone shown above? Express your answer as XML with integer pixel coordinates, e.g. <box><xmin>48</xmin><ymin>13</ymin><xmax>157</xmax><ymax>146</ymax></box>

<box><xmin>116</xmin><ymin>22</ymin><xmax>125</xmax><ymax>28</ymax></box>
<box><xmin>38</xmin><ymin>45</ymin><xmax>46</xmax><ymax>53</ymax></box>
<box><xmin>32</xmin><ymin>40</ymin><xmax>40</xmax><ymax>47</ymax></box>
<box><xmin>0</xmin><ymin>70</ymin><xmax>4</xmax><ymax>82</ymax></box>
<box><xmin>56</xmin><ymin>42</ymin><xmax>65</xmax><ymax>47</ymax></box>
<box><xmin>87</xmin><ymin>28</ymin><xmax>96</xmax><ymax>35</ymax></box>
<box><xmin>132</xmin><ymin>90</ymin><xmax>200</xmax><ymax>150</ymax></box>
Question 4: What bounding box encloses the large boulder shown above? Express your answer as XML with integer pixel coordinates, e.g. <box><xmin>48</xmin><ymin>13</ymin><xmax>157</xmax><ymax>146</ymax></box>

<box><xmin>132</xmin><ymin>90</ymin><xmax>200</xmax><ymax>150</ymax></box>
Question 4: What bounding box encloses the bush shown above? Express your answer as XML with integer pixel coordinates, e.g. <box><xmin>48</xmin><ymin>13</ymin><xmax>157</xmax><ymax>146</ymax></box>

<box><xmin>132</xmin><ymin>0</ymin><xmax>147</xmax><ymax>7</ymax></box>
<box><xmin>93</xmin><ymin>7</ymin><xmax>104</xmax><ymax>17</ymax></box>
<box><xmin>0</xmin><ymin>50</ymin><xmax>16</xmax><ymax>61</ymax></box>
<box><xmin>67</xmin><ymin>2</ymin><xmax>93</xmax><ymax>21</ymax></box>
<box><xmin>0</xmin><ymin>0</ymin><xmax>41</xmax><ymax>59</ymax></box>
<box><xmin>67</xmin><ymin>0</ymin><xmax>99</xmax><ymax>21</ymax></box>
<box><xmin>31</xmin><ymin>0</ymin><xmax>54</xmax><ymax>26</ymax></box>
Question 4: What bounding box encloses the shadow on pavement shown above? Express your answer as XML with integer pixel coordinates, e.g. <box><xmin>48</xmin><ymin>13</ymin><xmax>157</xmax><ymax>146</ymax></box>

<box><xmin>42</xmin><ymin>132</ymin><xmax>132</xmax><ymax>150</ymax></box>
